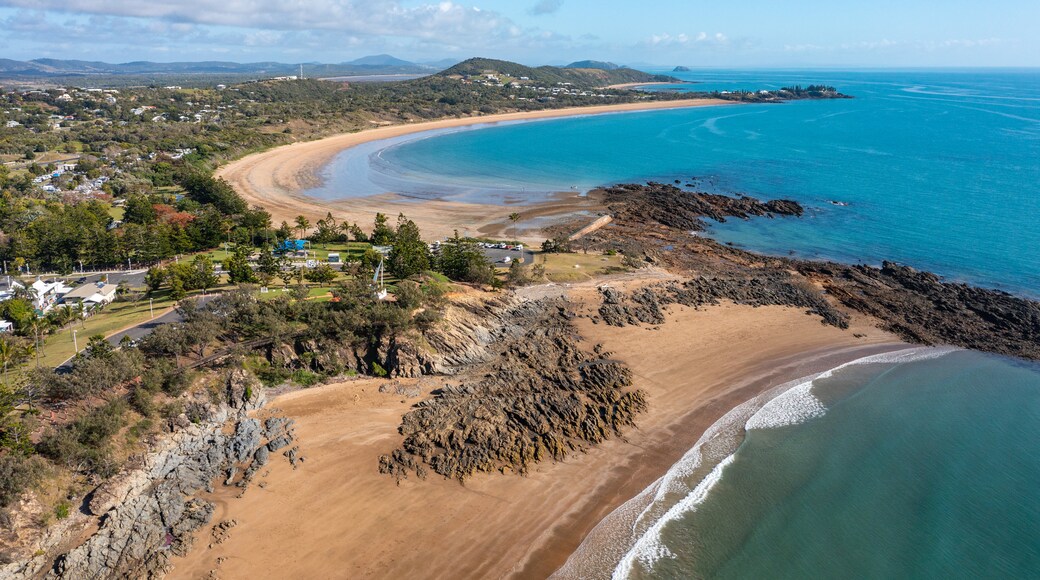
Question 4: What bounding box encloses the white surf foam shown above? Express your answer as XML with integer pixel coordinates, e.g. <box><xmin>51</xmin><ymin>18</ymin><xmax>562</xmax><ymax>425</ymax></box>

<box><xmin>585</xmin><ymin>346</ymin><xmax>961</xmax><ymax>580</ymax></box>
<box><xmin>745</xmin><ymin>378</ymin><xmax>826</xmax><ymax>430</ymax></box>
<box><xmin>612</xmin><ymin>454</ymin><xmax>737</xmax><ymax>580</ymax></box>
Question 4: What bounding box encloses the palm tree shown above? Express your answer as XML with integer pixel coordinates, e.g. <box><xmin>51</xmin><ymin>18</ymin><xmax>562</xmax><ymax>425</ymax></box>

<box><xmin>509</xmin><ymin>212</ymin><xmax>521</xmax><ymax>240</ymax></box>
<box><xmin>0</xmin><ymin>337</ymin><xmax>13</xmax><ymax>387</ymax></box>
<box><xmin>338</xmin><ymin>221</ymin><xmax>353</xmax><ymax>242</ymax></box>
<box><xmin>294</xmin><ymin>215</ymin><xmax>310</xmax><ymax>241</ymax></box>
<box><xmin>508</xmin><ymin>212</ymin><xmax>522</xmax><ymax>257</ymax></box>
<box><xmin>57</xmin><ymin>304</ymin><xmax>75</xmax><ymax>328</ymax></box>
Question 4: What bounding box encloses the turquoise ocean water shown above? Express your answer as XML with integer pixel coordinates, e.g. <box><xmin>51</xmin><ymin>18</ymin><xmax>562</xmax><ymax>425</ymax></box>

<box><xmin>307</xmin><ymin>70</ymin><xmax>1040</xmax><ymax>578</ymax></box>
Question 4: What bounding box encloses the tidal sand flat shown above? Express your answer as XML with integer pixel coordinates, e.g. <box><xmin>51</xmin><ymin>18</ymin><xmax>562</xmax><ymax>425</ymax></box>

<box><xmin>215</xmin><ymin>98</ymin><xmax>730</xmax><ymax>241</ymax></box>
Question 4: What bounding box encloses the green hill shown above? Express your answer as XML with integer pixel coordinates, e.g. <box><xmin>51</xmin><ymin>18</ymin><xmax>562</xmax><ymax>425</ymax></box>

<box><xmin>565</xmin><ymin>60</ymin><xmax>620</xmax><ymax>70</ymax></box>
<box><xmin>438</xmin><ymin>57</ymin><xmax>676</xmax><ymax>88</ymax></box>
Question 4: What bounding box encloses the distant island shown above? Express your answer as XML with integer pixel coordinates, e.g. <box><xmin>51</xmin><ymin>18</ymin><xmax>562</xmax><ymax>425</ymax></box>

<box><xmin>673</xmin><ymin>66</ymin><xmax>691</xmax><ymax>72</ymax></box>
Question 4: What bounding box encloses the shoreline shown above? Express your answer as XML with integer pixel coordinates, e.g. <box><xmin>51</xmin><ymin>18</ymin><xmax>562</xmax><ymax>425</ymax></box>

<box><xmin>216</xmin><ymin>98</ymin><xmax>732</xmax><ymax>240</ymax></box>
<box><xmin>557</xmin><ymin>343</ymin><xmax>931</xmax><ymax>579</ymax></box>
<box><xmin>168</xmin><ymin>287</ymin><xmax>903</xmax><ymax>579</ymax></box>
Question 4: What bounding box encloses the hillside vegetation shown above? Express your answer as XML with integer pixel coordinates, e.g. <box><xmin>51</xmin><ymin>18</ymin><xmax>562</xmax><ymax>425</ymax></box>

<box><xmin>439</xmin><ymin>57</ymin><xmax>676</xmax><ymax>87</ymax></box>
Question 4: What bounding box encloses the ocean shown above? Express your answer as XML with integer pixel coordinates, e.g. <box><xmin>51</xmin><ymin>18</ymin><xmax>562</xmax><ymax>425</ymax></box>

<box><xmin>306</xmin><ymin>70</ymin><xmax>1040</xmax><ymax>578</ymax></box>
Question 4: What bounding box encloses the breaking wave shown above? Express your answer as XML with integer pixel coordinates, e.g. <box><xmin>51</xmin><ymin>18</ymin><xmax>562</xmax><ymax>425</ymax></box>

<box><xmin>572</xmin><ymin>346</ymin><xmax>961</xmax><ymax>580</ymax></box>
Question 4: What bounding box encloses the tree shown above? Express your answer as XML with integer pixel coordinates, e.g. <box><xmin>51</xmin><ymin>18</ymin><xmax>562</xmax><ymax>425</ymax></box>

<box><xmin>371</xmin><ymin>212</ymin><xmax>395</xmax><ymax>245</ymax></box>
<box><xmin>279</xmin><ymin>266</ymin><xmax>295</xmax><ymax>288</ymax></box>
<box><xmin>294</xmin><ymin>215</ymin><xmax>310</xmax><ymax>241</ymax></box>
<box><xmin>189</xmin><ymin>255</ymin><xmax>218</xmax><ymax>291</ymax></box>
<box><xmin>509</xmin><ymin>212</ymin><xmax>521</xmax><ymax>241</ymax></box>
<box><xmin>225</xmin><ymin>247</ymin><xmax>257</xmax><ymax>285</ymax></box>
<box><xmin>438</xmin><ymin>231</ymin><xmax>497</xmax><ymax>285</ymax></box>
<box><xmin>84</xmin><ymin>334</ymin><xmax>113</xmax><ymax>359</ymax></box>
<box><xmin>388</xmin><ymin>214</ymin><xmax>430</xmax><ymax>279</ymax></box>
<box><xmin>169</xmin><ymin>276</ymin><xmax>186</xmax><ymax>300</ymax></box>
<box><xmin>145</xmin><ymin>266</ymin><xmax>167</xmax><ymax>292</ymax></box>
<box><xmin>123</xmin><ymin>194</ymin><xmax>157</xmax><ymax>224</ymax></box>
<box><xmin>0</xmin><ymin>338</ymin><xmax>16</xmax><ymax>386</ymax></box>
<box><xmin>304</xmin><ymin>263</ymin><xmax>337</xmax><ymax>285</ymax></box>
<box><xmin>256</xmin><ymin>248</ymin><xmax>281</xmax><ymax>287</ymax></box>
<box><xmin>276</xmin><ymin>221</ymin><xmax>294</xmax><ymax>242</ymax></box>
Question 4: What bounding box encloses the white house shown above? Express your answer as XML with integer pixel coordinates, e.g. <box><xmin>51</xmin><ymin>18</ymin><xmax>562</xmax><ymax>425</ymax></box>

<box><xmin>60</xmin><ymin>282</ymin><xmax>118</xmax><ymax>308</ymax></box>
<box><xmin>30</xmin><ymin>279</ymin><xmax>73</xmax><ymax>313</ymax></box>
<box><xmin>0</xmin><ymin>321</ymin><xmax>12</xmax><ymax>333</ymax></box>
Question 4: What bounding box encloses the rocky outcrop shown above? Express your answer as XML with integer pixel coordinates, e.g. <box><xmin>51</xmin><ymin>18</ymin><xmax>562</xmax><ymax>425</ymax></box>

<box><xmin>266</xmin><ymin>333</ymin><xmax>436</xmax><ymax>380</ymax></box>
<box><xmin>598</xmin><ymin>182</ymin><xmax>803</xmax><ymax>233</ymax></box>
<box><xmin>599</xmin><ymin>275</ymin><xmax>849</xmax><ymax>329</ymax></box>
<box><xmin>795</xmin><ymin>260</ymin><xmax>1040</xmax><ymax>359</ymax></box>
<box><xmin>380</xmin><ymin>298</ymin><xmax>646</xmax><ymax>482</ymax></box>
<box><xmin>3</xmin><ymin>369</ymin><xmax>296</xmax><ymax>580</ymax></box>
<box><xmin>588</xmin><ymin>182</ymin><xmax>1040</xmax><ymax>362</ymax></box>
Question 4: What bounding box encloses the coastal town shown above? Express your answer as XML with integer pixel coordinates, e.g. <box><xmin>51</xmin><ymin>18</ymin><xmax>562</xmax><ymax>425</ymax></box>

<box><xmin>0</xmin><ymin>3</ymin><xmax>1036</xmax><ymax>574</ymax></box>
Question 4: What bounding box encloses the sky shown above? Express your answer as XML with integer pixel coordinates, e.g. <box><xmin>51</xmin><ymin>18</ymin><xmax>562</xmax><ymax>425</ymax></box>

<box><xmin>0</xmin><ymin>0</ymin><xmax>1037</xmax><ymax>68</ymax></box>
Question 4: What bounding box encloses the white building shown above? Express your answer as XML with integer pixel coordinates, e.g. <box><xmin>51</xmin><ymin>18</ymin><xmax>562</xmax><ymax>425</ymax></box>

<box><xmin>60</xmin><ymin>282</ymin><xmax>118</xmax><ymax>308</ymax></box>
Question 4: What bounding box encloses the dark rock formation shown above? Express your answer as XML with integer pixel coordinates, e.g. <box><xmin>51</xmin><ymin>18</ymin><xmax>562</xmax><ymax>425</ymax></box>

<box><xmin>600</xmin><ymin>274</ymin><xmax>849</xmax><ymax>329</ymax></box>
<box><xmin>597</xmin><ymin>182</ymin><xmax>803</xmax><ymax>232</ymax></box>
<box><xmin>266</xmin><ymin>333</ymin><xmax>435</xmax><ymax>380</ymax></box>
<box><xmin>379</xmin><ymin>298</ymin><xmax>646</xmax><ymax>482</ymax></box>
<box><xmin>588</xmin><ymin>182</ymin><xmax>1040</xmax><ymax>361</ymax></box>
<box><xmin>794</xmin><ymin>260</ymin><xmax>1040</xmax><ymax>359</ymax></box>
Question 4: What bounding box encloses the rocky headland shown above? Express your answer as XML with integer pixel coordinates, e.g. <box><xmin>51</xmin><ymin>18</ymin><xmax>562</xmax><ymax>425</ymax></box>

<box><xmin>582</xmin><ymin>182</ymin><xmax>1040</xmax><ymax>360</ymax></box>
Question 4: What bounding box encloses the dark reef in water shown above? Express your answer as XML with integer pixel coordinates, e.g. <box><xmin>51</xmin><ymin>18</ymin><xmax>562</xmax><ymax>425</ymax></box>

<box><xmin>583</xmin><ymin>182</ymin><xmax>1040</xmax><ymax>361</ymax></box>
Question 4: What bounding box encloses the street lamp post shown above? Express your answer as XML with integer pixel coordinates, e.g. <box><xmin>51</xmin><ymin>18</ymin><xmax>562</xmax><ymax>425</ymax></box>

<box><xmin>72</xmin><ymin>329</ymin><xmax>78</xmax><ymax>353</ymax></box>
<box><xmin>149</xmin><ymin>298</ymin><xmax>154</xmax><ymax>319</ymax></box>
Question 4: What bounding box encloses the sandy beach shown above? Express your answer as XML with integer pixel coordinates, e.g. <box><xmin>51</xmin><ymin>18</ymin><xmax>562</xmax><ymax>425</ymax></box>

<box><xmin>169</xmin><ymin>278</ymin><xmax>902</xmax><ymax>579</ymax></box>
<box><xmin>216</xmin><ymin>99</ymin><xmax>732</xmax><ymax>241</ymax></box>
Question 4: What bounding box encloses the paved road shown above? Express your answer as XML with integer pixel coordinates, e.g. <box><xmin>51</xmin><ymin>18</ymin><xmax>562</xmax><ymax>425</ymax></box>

<box><xmin>56</xmin><ymin>294</ymin><xmax>215</xmax><ymax>371</ymax></box>
<box><xmin>482</xmin><ymin>247</ymin><xmax>536</xmax><ymax>266</ymax></box>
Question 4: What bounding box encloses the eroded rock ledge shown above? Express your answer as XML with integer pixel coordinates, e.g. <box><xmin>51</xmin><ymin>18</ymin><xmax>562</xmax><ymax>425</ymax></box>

<box><xmin>2</xmin><ymin>370</ymin><xmax>297</xmax><ymax>580</ymax></box>
<box><xmin>379</xmin><ymin>297</ymin><xmax>646</xmax><ymax>482</ymax></box>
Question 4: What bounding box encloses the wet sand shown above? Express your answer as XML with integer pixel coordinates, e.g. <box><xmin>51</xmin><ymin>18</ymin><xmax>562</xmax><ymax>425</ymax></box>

<box><xmin>216</xmin><ymin>99</ymin><xmax>732</xmax><ymax>242</ymax></box>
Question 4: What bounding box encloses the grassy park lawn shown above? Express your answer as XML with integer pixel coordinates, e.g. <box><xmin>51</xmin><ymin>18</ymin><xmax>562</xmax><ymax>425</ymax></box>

<box><xmin>538</xmin><ymin>252</ymin><xmax>628</xmax><ymax>283</ymax></box>
<box><xmin>197</xmin><ymin>241</ymin><xmax>371</xmax><ymax>265</ymax></box>
<box><xmin>36</xmin><ymin>293</ymin><xmax>180</xmax><ymax>367</ymax></box>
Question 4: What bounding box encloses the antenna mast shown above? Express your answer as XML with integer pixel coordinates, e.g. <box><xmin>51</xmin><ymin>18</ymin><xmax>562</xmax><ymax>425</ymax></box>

<box><xmin>299</xmin><ymin>63</ymin><xmax>304</xmax><ymax>80</ymax></box>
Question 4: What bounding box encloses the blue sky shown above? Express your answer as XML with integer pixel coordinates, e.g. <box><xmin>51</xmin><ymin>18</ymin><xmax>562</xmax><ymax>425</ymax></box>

<box><xmin>0</xmin><ymin>0</ymin><xmax>1036</xmax><ymax>67</ymax></box>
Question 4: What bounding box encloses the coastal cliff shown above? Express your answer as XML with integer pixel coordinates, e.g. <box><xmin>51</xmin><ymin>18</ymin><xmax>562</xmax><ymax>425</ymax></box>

<box><xmin>1</xmin><ymin>370</ymin><xmax>298</xmax><ymax>579</ymax></box>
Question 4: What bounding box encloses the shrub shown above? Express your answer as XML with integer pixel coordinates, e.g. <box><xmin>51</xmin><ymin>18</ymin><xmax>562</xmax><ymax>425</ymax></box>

<box><xmin>290</xmin><ymin>369</ymin><xmax>321</xmax><ymax>387</ymax></box>
<box><xmin>54</xmin><ymin>501</ymin><xmax>71</xmax><ymax>520</ymax></box>
<box><xmin>371</xmin><ymin>362</ymin><xmax>388</xmax><ymax>378</ymax></box>
<box><xmin>0</xmin><ymin>454</ymin><xmax>42</xmax><ymax>508</ymax></box>
<box><xmin>37</xmin><ymin>400</ymin><xmax>126</xmax><ymax>478</ymax></box>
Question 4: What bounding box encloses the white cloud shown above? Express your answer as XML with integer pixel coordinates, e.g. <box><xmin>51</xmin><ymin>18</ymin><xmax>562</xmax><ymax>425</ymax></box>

<box><xmin>0</xmin><ymin>1</ymin><xmax>598</xmax><ymax>60</ymax></box>
<box><xmin>0</xmin><ymin>1</ymin><xmax>524</xmax><ymax>46</ymax></box>
<box><xmin>529</xmin><ymin>0</ymin><xmax>564</xmax><ymax>16</ymax></box>
<box><xmin>646</xmin><ymin>32</ymin><xmax>728</xmax><ymax>47</ymax></box>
